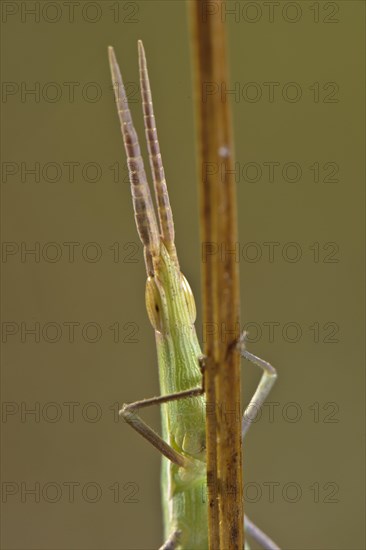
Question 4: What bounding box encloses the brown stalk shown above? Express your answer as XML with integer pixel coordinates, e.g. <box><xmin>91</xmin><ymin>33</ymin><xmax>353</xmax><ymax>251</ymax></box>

<box><xmin>188</xmin><ymin>1</ymin><xmax>244</xmax><ymax>549</ymax></box>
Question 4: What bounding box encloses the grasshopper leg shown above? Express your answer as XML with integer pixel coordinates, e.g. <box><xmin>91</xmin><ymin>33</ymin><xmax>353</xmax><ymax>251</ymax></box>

<box><xmin>158</xmin><ymin>529</ymin><xmax>181</xmax><ymax>550</ymax></box>
<box><xmin>237</xmin><ymin>332</ymin><xmax>278</xmax><ymax>438</ymax></box>
<box><xmin>244</xmin><ymin>514</ymin><xmax>280</xmax><ymax>550</ymax></box>
<box><xmin>238</xmin><ymin>333</ymin><xmax>281</xmax><ymax>550</ymax></box>
<box><xmin>120</xmin><ymin>387</ymin><xmax>203</xmax><ymax>467</ymax></box>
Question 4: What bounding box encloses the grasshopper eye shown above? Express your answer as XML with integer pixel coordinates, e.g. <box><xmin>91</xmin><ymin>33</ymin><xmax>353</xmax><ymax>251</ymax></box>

<box><xmin>180</xmin><ymin>273</ymin><xmax>196</xmax><ymax>324</ymax></box>
<box><xmin>145</xmin><ymin>276</ymin><xmax>163</xmax><ymax>332</ymax></box>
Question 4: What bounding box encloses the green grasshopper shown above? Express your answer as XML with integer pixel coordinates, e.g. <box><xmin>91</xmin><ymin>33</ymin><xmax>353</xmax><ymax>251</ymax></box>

<box><xmin>108</xmin><ymin>41</ymin><xmax>280</xmax><ymax>550</ymax></box>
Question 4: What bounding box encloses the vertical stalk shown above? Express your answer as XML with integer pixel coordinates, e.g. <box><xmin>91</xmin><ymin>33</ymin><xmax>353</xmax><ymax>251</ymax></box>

<box><xmin>189</xmin><ymin>1</ymin><xmax>244</xmax><ymax>549</ymax></box>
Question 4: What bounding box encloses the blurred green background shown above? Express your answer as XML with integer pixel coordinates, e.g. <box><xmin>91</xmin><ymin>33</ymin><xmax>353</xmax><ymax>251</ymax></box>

<box><xmin>1</xmin><ymin>1</ymin><xmax>365</xmax><ymax>549</ymax></box>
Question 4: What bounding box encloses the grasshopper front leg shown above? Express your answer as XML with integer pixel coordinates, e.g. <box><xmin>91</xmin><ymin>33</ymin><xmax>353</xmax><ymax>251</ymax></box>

<box><xmin>120</xmin><ymin>386</ymin><xmax>205</xmax><ymax>550</ymax></box>
<box><xmin>120</xmin><ymin>387</ymin><xmax>203</xmax><ymax>467</ymax></box>
<box><xmin>244</xmin><ymin>515</ymin><xmax>280</xmax><ymax>550</ymax></box>
<box><xmin>238</xmin><ymin>333</ymin><xmax>281</xmax><ymax>550</ymax></box>
<box><xmin>238</xmin><ymin>333</ymin><xmax>278</xmax><ymax>439</ymax></box>
<box><xmin>158</xmin><ymin>529</ymin><xmax>182</xmax><ymax>550</ymax></box>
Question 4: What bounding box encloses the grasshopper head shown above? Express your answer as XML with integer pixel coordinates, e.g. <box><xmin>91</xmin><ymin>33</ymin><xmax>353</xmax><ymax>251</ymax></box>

<box><xmin>145</xmin><ymin>244</ymin><xmax>196</xmax><ymax>336</ymax></box>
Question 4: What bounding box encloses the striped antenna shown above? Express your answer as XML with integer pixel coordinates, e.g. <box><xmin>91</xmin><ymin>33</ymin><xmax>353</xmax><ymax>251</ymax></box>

<box><xmin>108</xmin><ymin>46</ymin><xmax>160</xmax><ymax>275</ymax></box>
<box><xmin>137</xmin><ymin>40</ymin><xmax>179</xmax><ymax>269</ymax></box>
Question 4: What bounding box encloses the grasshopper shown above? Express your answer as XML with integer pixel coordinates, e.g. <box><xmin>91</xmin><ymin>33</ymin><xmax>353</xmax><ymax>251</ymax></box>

<box><xmin>108</xmin><ymin>41</ymin><xmax>280</xmax><ymax>550</ymax></box>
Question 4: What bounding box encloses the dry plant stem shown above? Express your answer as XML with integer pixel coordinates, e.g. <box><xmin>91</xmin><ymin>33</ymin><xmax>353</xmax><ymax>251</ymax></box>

<box><xmin>189</xmin><ymin>1</ymin><xmax>244</xmax><ymax>549</ymax></box>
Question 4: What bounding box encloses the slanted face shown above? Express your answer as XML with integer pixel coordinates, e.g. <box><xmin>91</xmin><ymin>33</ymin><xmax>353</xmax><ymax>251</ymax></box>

<box><xmin>145</xmin><ymin>244</ymin><xmax>197</xmax><ymax>336</ymax></box>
